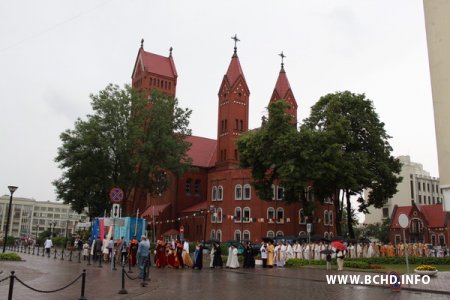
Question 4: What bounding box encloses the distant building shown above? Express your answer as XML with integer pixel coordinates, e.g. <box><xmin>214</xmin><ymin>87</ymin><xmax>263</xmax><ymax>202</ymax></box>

<box><xmin>390</xmin><ymin>203</ymin><xmax>449</xmax><ymax>246</ymax></box>
<box><xmin>0</xmin><ymin>195</ymin><xmax>88</xmax><ymax>239</ymax></box>
<box><xmin>364</xmin><ymin>155</ymin><xmax>442</xmax><ymax>224</ymax></box>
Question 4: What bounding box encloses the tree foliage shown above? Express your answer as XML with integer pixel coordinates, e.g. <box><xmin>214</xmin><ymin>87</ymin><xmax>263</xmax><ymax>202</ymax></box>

<box><xmin>237</xmin><ymin>91</ymin><xmax>401</xmax><ymax>238</ymax></box>
<box><xmin>53</xmin><ymin>84</ymin><xmax>192</xmax><ymax>218</ymax></box>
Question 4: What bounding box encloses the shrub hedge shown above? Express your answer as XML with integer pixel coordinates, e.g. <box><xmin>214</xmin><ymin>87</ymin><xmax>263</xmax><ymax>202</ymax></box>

<box><xmin>345</xmin><ymin>257</ymin><xmax>450</xmax><ymax>265</ymax></box>
<box><xmin>0</xmin><ymin>253</ymin><xmax>22</xmax><ymax>261</ymax></box>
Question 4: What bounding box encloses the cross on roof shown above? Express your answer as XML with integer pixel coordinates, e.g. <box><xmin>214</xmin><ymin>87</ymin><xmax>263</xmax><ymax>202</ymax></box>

<box><xmin>279</xmin><ymin>51</ymin><xmax>286</xmax><ymax>71</ymax></box>
<box><xmin>231</xmin><ymin>34</ymin><xmax>240</xmax><ymax>56</ymax></box>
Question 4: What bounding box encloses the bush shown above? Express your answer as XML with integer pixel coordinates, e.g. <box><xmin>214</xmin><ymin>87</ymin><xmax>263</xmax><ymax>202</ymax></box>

<box><xmin>286</xmin><ymin>259</ymin><xmax>330</xmax><ymax>268</ymax></box>
<box><xmin>346</xmin><ymin>257</ymin><xmax>450</xmax><ymax>265</ymax></box>
<box><xmin>344</xmin><ymin>261</ymin><xmax>369</xmax><ymax>269</ymax></box>
<box><xmin>0</xmin><ymin>253</ymin><xmax>22</xmax><ymax>261</ymax></box>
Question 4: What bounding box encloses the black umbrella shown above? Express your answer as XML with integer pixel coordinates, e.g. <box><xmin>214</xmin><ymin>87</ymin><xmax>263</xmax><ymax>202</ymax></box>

<box><xmin>320</xmin><ymin>249</ymin><xmax>335</xmax><ymax>255</ymax></box>
<box><xmin>262</xmin><ymin>237</ymin><xmax>274</xmax><ymax>243</ymax></box>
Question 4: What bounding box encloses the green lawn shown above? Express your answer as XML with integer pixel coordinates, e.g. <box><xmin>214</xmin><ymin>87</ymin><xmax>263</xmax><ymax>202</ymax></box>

<box><xmin>303</xmin><ymin>263</ymin><xmax>450</xmax><ymax>274</ymax></box>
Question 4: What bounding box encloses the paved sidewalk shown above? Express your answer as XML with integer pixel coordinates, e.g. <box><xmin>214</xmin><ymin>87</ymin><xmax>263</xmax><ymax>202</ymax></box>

<box><xmin>1</xmin><ymin>249</ymin><xmax>450</xmax><ymax>299</ymax></box>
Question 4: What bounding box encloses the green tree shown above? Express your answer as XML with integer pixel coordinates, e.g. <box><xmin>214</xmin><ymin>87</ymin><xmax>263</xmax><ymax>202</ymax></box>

<box><xmin>53</xmin><ymin>84</ymin><xmax>192</xmax><ymax>218</ymax></box>
<box><xmin>301</xmin><ymin>91</ymin><xmax>402</xmax><ymax>238</ymax></box>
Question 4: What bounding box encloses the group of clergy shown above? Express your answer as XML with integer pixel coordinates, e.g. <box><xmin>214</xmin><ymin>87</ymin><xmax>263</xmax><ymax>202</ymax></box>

<box><xmin>154</xmin><ymin>239</ymin><xmax>194</xmax><ymax>268</ymax></box>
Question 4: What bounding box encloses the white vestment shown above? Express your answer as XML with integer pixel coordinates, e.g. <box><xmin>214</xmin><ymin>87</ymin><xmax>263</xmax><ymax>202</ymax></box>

<box><xmin>229</xmin><ymin>248</ymin><xmax>240</xmax><ymax>269</ymax></box>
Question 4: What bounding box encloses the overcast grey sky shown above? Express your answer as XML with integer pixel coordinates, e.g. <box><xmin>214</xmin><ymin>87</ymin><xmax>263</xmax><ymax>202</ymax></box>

<box><xmin>0</xmin><ymin>0</ymin><xmax>436</xmax><ymax>202</ymax></box>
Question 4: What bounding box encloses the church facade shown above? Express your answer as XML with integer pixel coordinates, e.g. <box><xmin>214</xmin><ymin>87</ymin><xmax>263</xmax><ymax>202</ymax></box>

<box><xmin>130</xmin><ymin>39</ymin><xmax>336</xmax><ymax>243</ymax></box>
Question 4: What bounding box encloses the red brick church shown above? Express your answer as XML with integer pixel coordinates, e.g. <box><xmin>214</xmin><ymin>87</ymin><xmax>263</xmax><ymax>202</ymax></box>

<box><xmin>129</xmin><ymin>38</ymin><xmax>336</xmax><ymax>243</ymax></box>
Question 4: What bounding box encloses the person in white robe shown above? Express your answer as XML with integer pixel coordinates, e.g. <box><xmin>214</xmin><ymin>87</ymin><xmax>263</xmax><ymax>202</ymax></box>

<box><xmin>293</xmin><ymin>241</ymin><xmax>301</xmax><ymax>259</ymax></box>
<box><xmin>226</xmin><ymin>246</ymin><xmax>232</xmax><ymax>268</ymax></box>
<box><xmin>314</xmin><ymin>243</ymin><xmax>321</xmax><ymax>261</ymax></box>
<box><xmin>229</xmin><ymin>246</ymin><xmax>240</xmax><ymax>269</ymax></box>
<box><xmin>303</xmin><ymin>242</ymin><xmax>310</xmax><ymax>260</ymax></box>
<box><xmin>209</xmin><ymin>244</ymin><xmax>216</xmax><ymax>268</ymax></box>
<box><xmin>356</xmin><ymin>243</ymin><xmax>363</xmax><ymax>258</ymax></box>
<box><xmin>274</xmin><ymin>241</ymin><xmax>287</xmax><ymax>267</ymax></box>
<box><xmin>319</xmin><ymin>242</ymin><xmax>326</xmax><ymax>260</ymax></box>
<box><xmin>286</xmin><ymin>242</ymin><xmax>294</xmax><ymax>260</ymax></box>
<box><xmin>348</xmin><ymin>243</ymin><xmax>355</xmax><ymax>258</ymax></box>
<box><xmin>367</xmin><ymin>242</ymin><xmax>374</xmax><ymax>257</ymax></box>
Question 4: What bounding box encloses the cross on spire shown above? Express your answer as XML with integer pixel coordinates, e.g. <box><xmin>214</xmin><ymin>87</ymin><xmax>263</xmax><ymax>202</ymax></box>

<box><xmin>141</xmin><ymin>38</ymin><xmax>144</xmax><ymax>49</ymax></box>
<box><xmin>279</xmin><ymin>51</ymin><xmax>286</xmax><ymax>72</ymax></box>
<box><xmin>231</xmin><ymin>34</ymin><xmax>240</xmax><ymax>57</ymax></box>
<box><xmin>169</xmin><ymin>46</ymin><xmax>173</xmax><ymax>57</ymax></box>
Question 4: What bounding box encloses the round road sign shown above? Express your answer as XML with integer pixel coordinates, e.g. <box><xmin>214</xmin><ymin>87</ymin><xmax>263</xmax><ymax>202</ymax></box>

<box><xmin>398</xmin><ymin>213</ymin><xmax>409</xmax><ymax>229</ymax></box>
<box><xmin>110</xmin><ymin>187</ymin><xmax>124</xmax><ymax>203</ymax></box>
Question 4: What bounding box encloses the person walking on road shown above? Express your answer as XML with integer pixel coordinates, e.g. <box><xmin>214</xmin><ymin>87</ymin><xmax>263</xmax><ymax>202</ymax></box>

<box><xmin>44</xmin><ymin>237</ymin><xmax>53</xmax><ymax>257</ymax></box>
<box><xmin>137</xmin><ymin>235</ymin><xmax>151</xmax><ymax>279</ymax></box>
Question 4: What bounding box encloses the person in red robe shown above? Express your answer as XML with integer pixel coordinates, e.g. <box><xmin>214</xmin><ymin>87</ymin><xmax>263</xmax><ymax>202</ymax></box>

<box><xmin>176</xmin><ymin>240</ymin><xmax>184</xmax><ymax>268</ymax></box>
<box><xmin>167</xmin><ymin>240</ymin><xmax>180</xmax><ymax>268</ymax></box>
<box><xmin>155</xmin><ymin>240</ymin><xmax>168</xmax><ymax>268</ymax></box>
<box><xmin>128</xmin><ymin>236</ymin><xmax>139</xmax><ymax>266</ymax></box>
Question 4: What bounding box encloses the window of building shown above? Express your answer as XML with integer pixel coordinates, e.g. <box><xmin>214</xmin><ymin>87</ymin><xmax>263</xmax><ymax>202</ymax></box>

<box><xmin>235</xmin><ymin>118</ymin><xmax>239</xmax><ymax>130</ymax></box>
<box><xmin>212</xmin><ymin>186</ymin><xmax>217</xmax><ymax>201</ymax></box>
<box><xmin>439</xmin><ymin>234</ymin><xmax>445</xmax><ymax>246</ymax></box>
<box><xmin>267</xmin><ymin>231</ymin><xmax>275</xmax><ymax>238</ymax></box>
<box><xmin>272</xmin><ymin>185</ymin><xmax>276</xmax><ymax>200</ymax></box>
<box><xmin>431</xmin><ymin>234</ymin><xmax>436</xmax><ymax>246</ymax></box>
<box><xmin>234</xmin><ymin>207</ymin><xmax>242</xmax><ymax>223</ymax></box>
<box><xmin>217</xmin><ymin>208</ymin><xmax>223</xmax><ymax>223</ymax></box>
<box><xmin>276</xmin><ymin>208</ymin><xmax>284</xmax><ymax>223</ymax></box>
<box><xmin>410</xmin><ymin>180</ymin><xmax>414</xmax><ymax>200</ymax></box>
<box><xmin>382</xmin><ymin>207</ymin><xmax>389</xmax><ymax>218</ymax></box>
<box><xmin>299</xmin><ymin>209</ymin><xmax>306</xmax><ymax>224</ymax></box>
<box><xmin>235</xmin><ymin>184</ymin><xmax>242</xmax><ymax>200</ymax></box>
<box><xmin>211</xmin><ymin>211</ymin><xmax>217</xmax><ymax>223</ymax></box>
<box><xmin>329</xmin><ymin>211</ymin><xmax>333</xmax><ymax>226</ymax></box>
<box><xmin>433</xmin><ymin>197</ymin><xmax>436</xmax><ymax>204</ymax></box>
<box><xmin>329</xmin><ymin>232</ymin><xmax>334</xmax><ymax>239</ymax></box>
<box><xmin>423</xmin><ymin>182</ymin><xmax>426</xmax><ymax>191</ymax></box>
<box><xmin>211</xmin><ymin>230</ymin><xmax>216</xmax><ymax>240</ymax></box>
<box><xmin>432</xmin><ymin>184</ymin><xmax>435</xmax><ymax>193</ymax></box>
<box><xmin>216</xmin><ymin>229</ymin><xmax>222</xmax><ymax>242</ymax></box>
<box><xmin>418</xmin><ymin>195</ymin><xmax>422</xmax><ymax>204</ymax></box>
<box><xmin>217</xmin><ymin>186</ymin><xmax>223</xmax><ymax>201</ymax></box>
<box><xmin>267</xmin><ymin>207</ymin><xmax>275</xmax><ymax>222</ymax></box>
<box><xmin>240</xmin><ymin>120</ymin><xmax>244</xmax><ymax>131</ymax></box>
<box><xmin>323</xmin><ymin>210</ymin><xmax>329</xmax><ymax>225</ymax></box>
<box><xmin>243</xmin><ymin>230</ymin><xmax>250</xmax><ymax>241</ymax></box>
<box><xmin>243</xmin><ymin>184</ymin><xmax>251</xmax><ymax>200</ymax></box>
<box><xmin>276</xmin><ymin>231</ymin><xmax>284</xmax><ymax>237</ymax></box>
<box><xmin>324</xmin><ymin>232</ymin><xmax>329</xmax><ymax>239</ymax></box>
<box><xmin>234</xmin><ymin>230</ymin><xmax>242</xmax><ymax>242</ymax></box>
<box><xmin>194</xmin><ymin>179</ymin><xmax>200</xmax><ymax>197</ymax></box>
<box><xmin>428</xmin><ymin>183</ymin><xmax>430</xmax><ymax>192</ymax></box>
<box><xmin>299</xmin><ymin>231</ymin><xmax>306</xmax><ymax>237</ymax></box>
<box><xmin>185</xmin><ymin>179</ymin><xmax>192</xmax><ymax>196</ymax></box>
<box><xmin>277</xmin><ymin>186</ymin><xmax>284</xmax><ymax>200</ymax></box>
<box><xmin>243</xmin><ymin>207</ymin><xmax>251</xmax><ymax>223</ymax></box>
<box><xmin>418</xmin><ymin>182</ymin><xmax>421</xmax><ymax>191</ymax></box>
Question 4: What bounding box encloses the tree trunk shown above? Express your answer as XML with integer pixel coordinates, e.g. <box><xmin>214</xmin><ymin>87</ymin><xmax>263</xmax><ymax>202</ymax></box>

<box><xmin>334</xmin><ymin>189</ymin><xmax>342</xmax><ymax>236</ymax></box>
<box><xmin>346</xmin><ymin>189</ymin><xmax>355</xmax><ymax>239</ymax></box>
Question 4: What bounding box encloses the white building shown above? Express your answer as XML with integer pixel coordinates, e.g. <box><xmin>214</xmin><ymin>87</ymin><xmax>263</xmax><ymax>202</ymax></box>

<box><xmin>0</xmin><ymin>195</ymin><xmax>88</xmax><ymax>239</ymax></box>
<box><xmin>364</xmin><ymin>155</ymin><xmax>442</xmax><ymax>224</ymax></box>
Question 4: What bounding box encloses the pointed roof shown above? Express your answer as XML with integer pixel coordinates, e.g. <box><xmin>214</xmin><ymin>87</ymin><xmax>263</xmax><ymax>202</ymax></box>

<box><xmin>132</xmin><ymin>47</ymin><xmax>177</xmax><ymax>79</ymax></box>
<box><xmin>185</xmin><ymin>135</ymin><xmax>217</xmax><ymax>168</ymax></box>
<box><xmin>225</xmin><ymin>55</ymin><xmax>246</xmax><ymax>86</ymax></box>
<box><xmin>420</xmin><ymin>204</ymin><xmax>449</xmax><ymax>228</ymax></box>
<box><xmin>274</xmin><ymin>69</ymin><xmax>292</xmax><ymax>99</ymax></box>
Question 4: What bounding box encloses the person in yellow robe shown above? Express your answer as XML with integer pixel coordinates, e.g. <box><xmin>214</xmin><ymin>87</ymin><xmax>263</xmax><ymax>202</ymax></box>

<box><xmin>267</xmin><ymin>241</ymin><xmax>275</xmax><ymax>268</ymax></box>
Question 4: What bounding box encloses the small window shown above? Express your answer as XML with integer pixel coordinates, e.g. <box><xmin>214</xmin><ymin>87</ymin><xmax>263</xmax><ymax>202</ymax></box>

<box><xmin>277</xmin><ymin>186</ymin><xmax>284</xmax><ymax>200</ymax></box>
<box><xmin>324</xmin><ymin>232</ymin><xmax>329</xmax><ymax>239</ymax></box>
<box><xmin>329</xmin><ymin>232</ymin><xmax>334</xmax><ymax>239</ymax></box>
<box><xmin>243</xmin><ymin>230</ymin><xmax>250</xmax><ymax>241</ymax></box>
<box><xmin>299</xmin><ymin>209</ymin><xmax>306</xmax><ymax>224</ymax></box>
<box><xmin>271</xmin><ymin>185</ymin><xmax>276</xmax><ymax>200</ymax></box>
<box><xmin>216</xmin><ymin>229</ymin><xmax>222</xmax><ymax>242</ymax></box>
<box><xmin>382</xmin><ymin>207</ymin><xmax>389</xmax><ymax>218</ymax></box>
<box><xmin>276</xmin><ymin>231</ymin><xmax>284</xmax><ymax>237</ymax></box>
<box><xmin>276</xmin><ymin>208</ymin><xmax>284</xmax><ymax>223</ymax></box>
<box><xmin>211</xmin><ymin>230</ymin><xmax>216</xmax><ymax>240</ymax></box>
<box><xmin>217</xmin><ymin>208</ymin><xmax>223</xmax><ymax>223</ymax></box>
<box><xmin>240</xmin><ymin>120</ymin><xmax>244</xmax><ymax>131</ymax></box>
<box><xmin>243</xmin><ymin>184</ymin><xmax>251</xmax><ymax>200</ymax></box>
<box><xmin>235</xmin><ymin>184</ymin><xmax>242</xmax><ymax>200</ymax></box>
<box><xmin>235</xmin><ymin>118</ymin><xmax>238</xmax><ymax>130</ymax></box>
<box><xmin>267</xmin><ymin>231</ymin><xmax>275</xmax><ymax>238</ymax></box>
<box><xmin>234</xmin><ymin>230</ymin><xmax>242</xmax><ymax>242</ymax></box>
<box><xmin>218</xmin><ymin>186</ymin><xmax>223</xmax><ymax>201</ymax></box>
<box><xmin>234</xmin><ymin>207</ymin><xmax>242</xmax><ymax>223</ymax></box>
<box><xmin>267</xmin><ymin>207</ymin><xmax>275</xmax><ymax>221</ymax></box>
<box><xmin>194</xmin><ymin>179</ymin><xmax>200</xmax><ymax>197</ymax></box>
<box><xmin>212</xmin><ymin>186</ymin><xmax>217</xmax><ymax>201</ymax></box>
<box><xmin>323</xmin><ymin>210</ymin><xmax>329</xmax><ymax>225</ymax></box>
<box><xmin>243</xmin><ymin>207</ymin><xmax>251</xmax><ymax>223</ymax></box>
<box><xmin>185</xmin><ymin>179</ymin><xmax>192</xmax><ymax>196</ymax></box>
<box><xmin>328</xmin><ymin>211</ymin><xmax>333</xmax><ymax>226</ymax></box>
<box><xmin>211</xmin><ymin>211</ymin><xmax>217</xmax><ymax>223</ymax></box>
<box><xmin>299</xmin><ymin>231</ymin><xmax>306</xmax><ymax>237</ymax></box>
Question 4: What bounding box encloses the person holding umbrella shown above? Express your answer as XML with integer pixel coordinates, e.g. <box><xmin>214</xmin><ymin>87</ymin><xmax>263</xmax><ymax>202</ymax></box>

<box><xmin>332</xmin><ymin>240</ymin><xmax>347</xmax><ymax>271</ymax></box>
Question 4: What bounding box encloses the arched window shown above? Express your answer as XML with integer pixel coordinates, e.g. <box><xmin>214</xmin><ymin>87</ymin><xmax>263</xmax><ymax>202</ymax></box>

<box><xmin>276</xmin><ymin>231</ymin><xmax>284</xmax><ymax>237</ymax></box>
<box><xmin>299</xmin><ymin>231</ymin><xmax>306</xmax><ymax>237</ymax></box>
<box><xmin>211</xmin><ymin>210</ymin><xmax>217</xmax><ymax>223</ymax></box>
<box><xmin>431</xmin><ymin>234</ymin><xmax>436</xmax><ymax>246</ymax></box>
<box><xmin>216</xmin><ymin>229</ymin><xmax>222</xmax><ymax>242</ymax></box>
<box><xmin>267</xmin><ymin>231</ymin><xmax>275</xmax><ymax>238</ymax></box>
<box><xmin>185</xmin><ymin>178</ymin><xmax>192</xmax><ymax>196</ymax></box>
<box><xmin>299</xmin><ymin>209</ymin><xmax>306</xmax><ymax>224</ymax></box>
<box><xmin>439</xmin><ymin>234</ymin><xmax>445</xmax><ymax>246</ymax></box>
<box><xmin>329</xmin><ymin>232</ymin><xmax>334</xmax><ymax>239</ymax></box>
<box><xmin>234</xmin><ymin>230</ymin><xmax>242</xmax><ymax>242</ymax></box>
<box><xmin>235</xmin><ymin>184</ymin><xmax>242</xmax><ymax>200</ymax></box>
<box><xmin>217</xmin><ymin>208</ymin><xmax>223</xmax><ymax>223</ymax></box>
<box><xmin>324</xmin><ymin>210</ymin><xmax>329</xmax><ymax>225</ymax></box>
<box><xmin>324</xmin><ymin>232</ymin><xmax>329</xmax><ymax>239</ymax></box>
<box><xmin>276</xmin><ymin>208</ymin><xmax>284</xmax><ymax>224</ymax></box>
<box><xmin>328</xmin><ymin>211</ymin><xmax>333</xmax><ymax>226</ymax></box>
<box><xmin>234</xmin><ymin>207</ymin><xmax>242</xmax><ymax>223</ymax></box>
<box><xmin>211</xmin><ymin>230</ymin><xmax>216</xmax><ymax>240</ymax></box>
<box><xmin>277</xmin><ymin>186</ymin><xmax>284</xmax><ymax>200</ymax></box>
<box><xmin>271</xmin><ymin>185</ymin><xmax>276</xmax><ymax>200</ymax></box>
<box><xmin>243</xmin><ymin>184</ymin><xmax>251</xmax><ymax>200</ymax></box>
<box><xmin>267</xmin><ymin>207</ymin><xmax>275</xmax><ymax>222</ymax></box>
<box><xmin>212</xmin><ymin>186</ymin><xmax>217</xmax><ymax>201</ymax></box>
<box><xmin>243</xmin><ymin>230</ymin><xmax>250</xmax><ymax>241</ymax></box>
<box><xmin>217</xmin><ymin>186</ymin><xmax>223</xmax><ymax>201</ymax></box>
<box><xmin>194</xmin><ymin>179</ymin><xmax>200</xmax><ymax>197</ymax></box>
<box><xmin>243</xmin><ymin>207</ymin><xmax>251</xmax><ymax>223</ymax></box>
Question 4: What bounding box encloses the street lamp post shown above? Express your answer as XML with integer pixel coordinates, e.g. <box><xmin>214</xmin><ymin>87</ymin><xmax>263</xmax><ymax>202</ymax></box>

<box><xmin>50</xmin><ymin>221</ymin><xmax>57</xmax><ymax>238</ymax></box>
<box><xmin>3</xmin><ymin>186</ymin><xmax>18</xmax><ymax>253</ymax></box>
